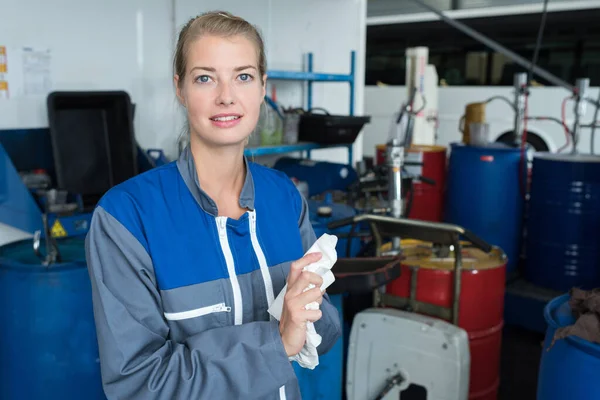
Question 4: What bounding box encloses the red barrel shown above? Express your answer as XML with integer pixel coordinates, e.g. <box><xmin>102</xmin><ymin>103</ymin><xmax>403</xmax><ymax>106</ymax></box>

<box><xmin>375</xmin><ymin>144</ymin><xmax>447</xmax><ymax>222</ymax></box>
<box><xmin>385</xmin><ymin>240</ymin><xmax>506</xmax><ymax>400</ymax></box>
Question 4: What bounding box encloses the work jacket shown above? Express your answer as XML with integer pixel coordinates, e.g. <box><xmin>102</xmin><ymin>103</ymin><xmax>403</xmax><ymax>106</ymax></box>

<box><xmin>85</xmin><ymin>146</ymin><xmax>342</xmax><ymax>399</ymax></box>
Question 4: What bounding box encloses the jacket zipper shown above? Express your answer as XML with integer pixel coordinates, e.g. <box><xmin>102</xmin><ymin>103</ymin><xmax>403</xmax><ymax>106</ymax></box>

<box><xmin>164</xmin><ymin>302</ymin><xmax>231</xmax><ymax>321</ymax></box>
<box><xmin>249</xmin><ymin>211</ymin><xmax>276</xmax><ymax>314</ymax></box>
<box><xmin>216</xmin><ymin>216</ymin><xmax>243</xmax><ymax>325</ymax></box>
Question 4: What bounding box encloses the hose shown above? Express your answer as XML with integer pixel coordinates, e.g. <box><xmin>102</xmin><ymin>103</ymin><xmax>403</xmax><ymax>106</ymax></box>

<box><xmin>484</xmin><ymin>95</ymin><xmax>516</xmax><ymax>111</ymax></box>
<box><xmin>590</xmin><ymin>91</ymin><xmax>600</xmax><ymax>155</ymax></box>
<box><xmin>558</xmin><ymin>96</ymin><xmax>573</xmax><ymax>153</ymax></box>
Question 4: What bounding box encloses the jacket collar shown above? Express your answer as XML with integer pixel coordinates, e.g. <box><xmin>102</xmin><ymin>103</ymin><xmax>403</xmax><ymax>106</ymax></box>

<box><xmin>176</xmin><ymin>145</ymin><xmax>255</xmax><ymax>217</ymax></box>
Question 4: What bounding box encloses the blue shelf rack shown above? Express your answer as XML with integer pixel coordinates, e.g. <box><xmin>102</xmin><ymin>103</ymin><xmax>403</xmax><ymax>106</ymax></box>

<box><xmin>244</xmin><ymin>51</ymin><xmax>356</xmax><ymax>165</ymax></box>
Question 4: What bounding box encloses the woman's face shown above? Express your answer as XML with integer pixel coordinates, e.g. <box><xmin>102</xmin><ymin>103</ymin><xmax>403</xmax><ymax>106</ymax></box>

<box><xmin>176</xmin><ymin>34</ymin><xmax>266</xmax><ymax>148</ymax></box>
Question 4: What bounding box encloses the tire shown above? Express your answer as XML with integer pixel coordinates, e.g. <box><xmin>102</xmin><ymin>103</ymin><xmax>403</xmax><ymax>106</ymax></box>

<box><xmin>496</xmin><ymin>131</ymin><xmax>550</xmax><ymax>152</ymax></box>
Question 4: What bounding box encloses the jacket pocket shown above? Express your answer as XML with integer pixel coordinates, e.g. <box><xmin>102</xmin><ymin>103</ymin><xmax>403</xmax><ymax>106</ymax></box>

<box><xmin>160</xmin><ymin>279</ymin><xmax>231</xmax><ymax>341</ymax></box>
<box><xmin>164</xmin><ymin>302</ymin><xmax>231</xmax><ymax>321</ymax></box>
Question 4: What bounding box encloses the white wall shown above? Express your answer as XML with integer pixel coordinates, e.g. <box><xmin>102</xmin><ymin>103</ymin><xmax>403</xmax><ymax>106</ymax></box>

<box><xmin>1</xmin><ymin>0</ymin><xmax>367</xmax><ymax>163</ymax></box>
<box><xmin>363</xmin><ymin>85</ymin><xmax>600</xmax><ymax>157</ymax></box>
<box><xmin>0</xmin><ymin>0</ymin><xmax>176</xmax><ymax>154</ymax></box>
<box><xmin>175</xmin><ymin>0</ymin><xmax>367</xmax><ymax>164</ymax></box>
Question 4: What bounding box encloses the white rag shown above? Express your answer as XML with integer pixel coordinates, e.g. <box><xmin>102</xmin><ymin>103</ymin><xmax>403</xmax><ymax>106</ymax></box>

<box><xmin>267</xmin><ymin>233</ymin><xmax>338</xmax><ymax>369</ymax></box>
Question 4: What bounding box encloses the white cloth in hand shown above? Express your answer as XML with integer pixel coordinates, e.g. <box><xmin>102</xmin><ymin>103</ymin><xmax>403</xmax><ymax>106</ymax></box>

<box><xmin>267</xmin><ymin>233</ymin><xmax>338</xmax><ymax>369</ymax></box>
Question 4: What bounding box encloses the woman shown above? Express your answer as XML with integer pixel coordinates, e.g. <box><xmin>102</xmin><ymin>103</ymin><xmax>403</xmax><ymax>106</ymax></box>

<box><xmin>85</xmin><ymin>10</ymin><xmax>341</xmax><ymax>400</ymax></box>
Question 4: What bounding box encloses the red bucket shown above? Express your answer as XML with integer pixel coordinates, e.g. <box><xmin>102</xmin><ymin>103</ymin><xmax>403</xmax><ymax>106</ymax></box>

<box><xmin>386</xmin><ymin>240</ymin><xmax>507</xmax><ymax>400</ymax></box>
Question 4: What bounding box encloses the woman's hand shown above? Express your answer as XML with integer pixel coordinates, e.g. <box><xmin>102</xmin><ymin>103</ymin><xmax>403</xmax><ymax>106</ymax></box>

<box><xmin>279</xmin><ymin>252</ymin><xmax>324</xmax><ymax>357</ymax></box>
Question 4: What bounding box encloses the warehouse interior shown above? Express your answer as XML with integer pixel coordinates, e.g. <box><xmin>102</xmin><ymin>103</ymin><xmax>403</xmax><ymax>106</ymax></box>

<box><xmin>1</xmin><ymin>0</ymin><xmax>599</xmax><ymax>399</ymax></box>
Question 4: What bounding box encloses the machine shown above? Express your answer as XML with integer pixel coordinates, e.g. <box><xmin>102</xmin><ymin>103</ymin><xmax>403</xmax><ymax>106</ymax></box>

<box><xmin>0</xmin><ymin>92</ymin><xmax>163</xmax><ymax>253</ymax></box>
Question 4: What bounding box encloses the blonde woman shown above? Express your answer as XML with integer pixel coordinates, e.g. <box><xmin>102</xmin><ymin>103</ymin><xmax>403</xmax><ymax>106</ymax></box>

<box><xmin>85</xmin><ymin>11</ymin><xmax>341</xmax><ymax>400</ymax></box>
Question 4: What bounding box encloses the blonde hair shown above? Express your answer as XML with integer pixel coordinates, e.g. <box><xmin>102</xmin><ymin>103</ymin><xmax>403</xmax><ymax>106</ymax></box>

<box><xmin>174</xmin><ymin>11</ymin><xmax>267</xmax><ymax>87</ymax></box>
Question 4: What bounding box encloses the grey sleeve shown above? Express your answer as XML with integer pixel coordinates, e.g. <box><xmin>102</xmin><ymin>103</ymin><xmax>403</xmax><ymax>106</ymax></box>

<box><xmin>297</xmin><ymin>195</ymin><xmax>342</xmax><ymax>356</ymax></box>
<box><xmin>86</xmin><ymin>207</ymin><xmax>296</xmax><ymax>400</ymax></box>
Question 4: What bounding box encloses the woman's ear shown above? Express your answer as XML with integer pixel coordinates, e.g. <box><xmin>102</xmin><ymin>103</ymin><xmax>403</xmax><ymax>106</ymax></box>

<box><xmin>174</xmin><ymin>75</ymin><xmax>185</xmax><ymax>106</ymax></box>
<box><xmin>261</xmin><ymin>74</ymin><xmax>267</xmax><ymax>98</ymax></box>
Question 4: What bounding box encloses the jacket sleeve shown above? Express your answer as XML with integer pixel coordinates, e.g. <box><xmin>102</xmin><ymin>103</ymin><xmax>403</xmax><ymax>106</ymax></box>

<box><xmin>85</xmin><ymin>206</ymin><xmax>296</xmax><ymax>400</ymax></box>
<box><xmin>297</xmin><ymin>194</ymin><xmax>342</xmax><ymax>356</ymax></box>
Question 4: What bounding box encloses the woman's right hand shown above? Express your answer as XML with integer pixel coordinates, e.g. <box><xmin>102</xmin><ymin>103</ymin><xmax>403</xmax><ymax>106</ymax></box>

<box><xmin>279</xmin><ymin>252</ymin><xmax>325</xmax><ymax>357</ymax></box>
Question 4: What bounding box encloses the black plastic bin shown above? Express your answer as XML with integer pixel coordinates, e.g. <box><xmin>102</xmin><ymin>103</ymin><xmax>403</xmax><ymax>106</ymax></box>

<box><xmin>298</xmin><ymin>110</ymin><xmax>371</xmax><ymax>145</ymax></box>
<box><xmin>46</xmin><ymin>91</ymin><xmax>137</xmax><ymax>208</ymax></box>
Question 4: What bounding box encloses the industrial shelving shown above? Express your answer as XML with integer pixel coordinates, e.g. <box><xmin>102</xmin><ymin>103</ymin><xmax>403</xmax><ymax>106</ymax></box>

<box><xmin>243</xmin><ymin>51</ymin><xmax>357</xmax><ymax>165</ymax></box>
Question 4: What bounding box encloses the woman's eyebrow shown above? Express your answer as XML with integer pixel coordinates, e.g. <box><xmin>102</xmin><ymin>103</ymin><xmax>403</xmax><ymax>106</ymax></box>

<box><xmin>191</xmin><ymin>66</ymin><xmax>216</xmax><ymax>73</ymax></box>
<box><xmin>234</xmin><ymin>65</ymin><xmax>257</xmax><ymax>72</ymax></box>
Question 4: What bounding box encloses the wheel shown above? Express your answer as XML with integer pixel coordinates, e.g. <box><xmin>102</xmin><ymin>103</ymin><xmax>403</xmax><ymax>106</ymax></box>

<box><xmin>496</xmin><ymin>131</ymin><xmax>550</xmax><ymax>164</ymax></box>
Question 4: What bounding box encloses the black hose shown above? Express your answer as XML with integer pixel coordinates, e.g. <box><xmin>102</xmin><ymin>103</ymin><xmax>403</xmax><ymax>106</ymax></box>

<box><xmin>527</xmin><ymin>0</ymin><xmax>550</xmax><ymax>86</ymax></box>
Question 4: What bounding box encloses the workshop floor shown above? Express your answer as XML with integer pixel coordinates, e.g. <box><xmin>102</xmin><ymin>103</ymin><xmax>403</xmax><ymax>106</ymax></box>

<box><xmin>499</xmin><ymin>326</ymin><xmax>545</xmax><ymax>400</ymax></box>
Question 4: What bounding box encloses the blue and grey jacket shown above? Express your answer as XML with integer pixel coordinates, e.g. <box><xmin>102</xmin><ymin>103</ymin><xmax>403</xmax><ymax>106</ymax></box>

<box><xmin>85</xmin><ymin>147</ymin><xmax>342</xmax><ymax>400</ymax></box>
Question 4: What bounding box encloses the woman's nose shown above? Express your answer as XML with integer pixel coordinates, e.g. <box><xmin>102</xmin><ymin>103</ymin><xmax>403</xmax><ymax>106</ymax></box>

<box><xmin>216</xmin><ymin>82</ymin><xmax>235</xmax><ymax>106</ymax></box>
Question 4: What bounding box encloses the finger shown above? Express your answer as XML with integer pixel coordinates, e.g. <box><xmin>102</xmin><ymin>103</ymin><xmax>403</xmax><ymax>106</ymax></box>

<box><xmin>302</xmin><ymin>309</ymin><xmax>323</xmax><ymax>323</ymax></box>
<box><xmin>288</xmin><ymin>271</ymin><xmax>324</xmax><ymax>297</ymax></box>
<box><xmin>291</xmin><ymin>287</ymin><xmax>323</xmax><ymax>309</ymax></box>
<box><xmin>287</xmin><ymin>252</ymin><xmax>322</xmax><ymax>285</ymax></box>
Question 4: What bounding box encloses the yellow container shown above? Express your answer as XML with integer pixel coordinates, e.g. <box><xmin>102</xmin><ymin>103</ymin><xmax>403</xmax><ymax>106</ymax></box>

<box><xmin>459</xmin><ymin>102</ymin><xmax>486</xmax><ymax>145</ymax></box>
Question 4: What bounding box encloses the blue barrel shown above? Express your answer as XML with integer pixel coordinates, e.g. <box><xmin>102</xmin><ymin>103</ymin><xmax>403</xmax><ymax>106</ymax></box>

<box><xmin>273</xmin><ymin>157</ymin><xmax>358</xmax><ymax>197</ymax></box>
<box><xmin>444</xmin><ymin>143</ymin><xmax>524</xmax><ymax>273</ymax></box>
<box><xmin>0</xmin><ymin>237</ymin><xmax>105</xmax><ymax>400</ymax></box>
<box><xmin>537</xmin><ymin>294</ymin><xmax>600</xmax><ymax>399</ymax></box>
<box><xmin>525</xmin><ymin>153</ymin><xmax>600</xmax><ymax>291</ymax></box>
<box><xmin>309</xmin><ymin>196</ymin><xmax>362</xmax><ymax>258</ymax></box>
<box><xmin>294</xmin><ymin>293</ymin><xmax>344</xmax><ymax>400</ymax></box>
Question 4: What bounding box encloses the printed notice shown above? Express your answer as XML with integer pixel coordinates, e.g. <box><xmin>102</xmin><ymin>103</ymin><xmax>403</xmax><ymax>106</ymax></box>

<box><xmin>0</xmin><ymin>46</ymin><xmax>7</xmax><ymax>99</ymax></box>
<box><xmin>22</xmin><ymin>47</ymin><xmax>52</xmax><ymax>96</ymax></box>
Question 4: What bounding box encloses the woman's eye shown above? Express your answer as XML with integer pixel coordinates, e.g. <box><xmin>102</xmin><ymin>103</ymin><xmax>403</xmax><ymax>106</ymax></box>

<box><xmin>238</xmin><ymin>73</ymin><xmax>253</xmax><ymax>82</ymax></box>
<box><xmin>196</xmin><ymin>75</ymin><xmax>212</xmax><ymax>83</ymax></box>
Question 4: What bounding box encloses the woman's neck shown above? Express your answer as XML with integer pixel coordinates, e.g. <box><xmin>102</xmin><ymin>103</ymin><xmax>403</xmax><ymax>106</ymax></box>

<box><xmin>189</xmin><ymin>138</ymin><xmax>246</xmax><ymax>208</ymax></box>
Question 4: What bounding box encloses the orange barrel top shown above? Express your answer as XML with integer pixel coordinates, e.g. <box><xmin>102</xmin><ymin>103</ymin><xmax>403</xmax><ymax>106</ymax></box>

<box><xmin>386</xmin><ymin>239</ymin><xmax>506</xmax><ymax>332</ymax></box>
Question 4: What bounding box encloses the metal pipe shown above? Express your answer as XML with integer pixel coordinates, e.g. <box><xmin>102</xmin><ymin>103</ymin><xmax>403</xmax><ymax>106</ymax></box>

<box><xmin>386</xmin><ymin>140</ymin><xmax>404</xmax><ymax>251</ymax></box>
<box><xmin>452</xmin><ymin>240</ymin><xmax>463</xmax><ymax>326</ymax></box>
<box><xmin>409</xmin><ymin>0</ymin><xmax>575</xmax><ymax>93</ymax></box>
<box><xmin>514</xmin><ymin>73</ymin><xmax>528</xmax><ymax>142</ymax></box>
<box><xmin>572</xmin><ymin>78</ymin><xmax>590</xmax><ymax>154</ymax></box>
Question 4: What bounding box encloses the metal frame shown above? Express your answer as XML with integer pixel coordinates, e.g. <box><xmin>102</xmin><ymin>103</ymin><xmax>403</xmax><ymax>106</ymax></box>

<box><xmin>328</xmin><ymin>215</ymin><xmax>494</xmax><ymax>326</ymax></box>
<box><xmin>248</xmin><ymin>51</ymin><xmax>357</xmax><ymax>165</ymax></box>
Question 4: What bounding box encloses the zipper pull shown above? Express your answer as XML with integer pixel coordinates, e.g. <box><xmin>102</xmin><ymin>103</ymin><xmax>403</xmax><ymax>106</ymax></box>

<box><xmin>218</xmin><ymin>217</ymin><xmax>227</xmax><ymax>236</ymax></box>
<box><xmin>213</xmin><ymin>304</ymin><xmax>232</xmax><ymax>313</ymax></box>
<box><xmin>250</xmin><ymin>212</ymin><xmax>256</xmax><ymax>233</ymax></box>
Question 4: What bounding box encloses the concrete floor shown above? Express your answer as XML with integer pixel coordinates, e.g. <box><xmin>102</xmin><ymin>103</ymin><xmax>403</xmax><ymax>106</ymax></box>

<box><xmin>499</xmin><ymin>326</ymin><xmax>545</xmax><ymax>400</ymax></box>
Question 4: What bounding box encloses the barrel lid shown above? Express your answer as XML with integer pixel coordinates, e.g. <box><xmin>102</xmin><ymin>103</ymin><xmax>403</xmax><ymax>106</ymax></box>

<box><xmin>407</xmin><ymin>145</ymin><xmax>446</xmax><ymax>153</ymax></box>
<box><xmin>0</xmin><ymin>237</ymin><xmax>87</xmax><ymax>271</ymax></box>
<box><xmin>545</xmin><ymin>294</ymin><xmax>600</xmax><ymax>357</ymax></box>
<box><xmin>397</xmin><ymin>239</ymin><xmax>506</xmax><ymax>271</ymax></box>
<box><xmin>376</xmin><ymin>144</ymin><xmax>446</xmax><ymax>153</ymax></box>
<box><xmin>450</xmin><ymin>141</ymin><xmax>521</xmax><ymax>154</ymax></box>
<box><xmin>534</xmin><ymin>152</ymin><xmax>600</xmax><ymax>163</ymax></box>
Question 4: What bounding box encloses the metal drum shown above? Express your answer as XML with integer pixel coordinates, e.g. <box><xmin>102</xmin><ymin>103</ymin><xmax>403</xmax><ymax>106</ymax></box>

<box><xmin>537</xmin><ymin>294</ymin><xmax>600</xmax><ymax>400</ymax></box>
<box><xmin>444</xmin><ymin>143</ymin><xmax>524</xmax><ymax>274</ymax></box>
<box><xmin>525</xmin><ymin>153</ymin><xmax>600</xmax><ymax>291</ymax></box>
<box><xmin>0</xmin><ymin>237</ymin><xmax>105</xmax><ymax>400</ymax></box>
<box><xmin>376</xmin><ymin>144</ymin><xmax>447</xmax><ymax>222</ymax></box>
<box><xmin>309</xmin><ymin>196</ymin><xmax>362</xmax><ymax>258</ymax></box>
<box><xmin>273</xmin><ymin>157</ymin><xmax>358</xmax><ymax>197</ymax></box>
<box><xmin>386</xmin><ymin>240</ymin><xmax>507</xmax><ymax>400</ymax></box>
